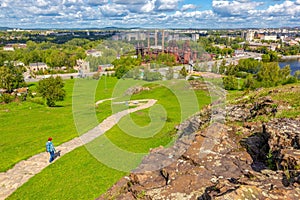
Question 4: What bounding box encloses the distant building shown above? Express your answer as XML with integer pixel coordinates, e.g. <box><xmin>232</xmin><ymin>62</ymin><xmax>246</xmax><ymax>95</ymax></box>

<box><xmin>248</xmin><ymin>42</ymin><xmax>280</xmax><ymax>51</ymax></box>
<box><xmin>4</xmin><ymin>61</ymin><xmax>25</xmax><ymax>67</ymax></box>
<box><xmin>234</xmin><ymin>49</ymin><xmax>245</xmax><ymax>57</ymax></box>
<box><xmin>86</xmin><ymin>49</ymin><xmax>102</xmax><ymax>57</ymax></box>
<box><xmin>192</xmin><ymin>34</ymin><xmax>199</xmax><ymax>42</ymax></box>
<box><xmin>76</xmin><ymin>59</ymin><xmax>90</xmax><ymax>77</ymax></box>
<box><xmin>3</xmin><ymin>45</ymin><xmax>14</xmax><ymax>51</ymax></box>
<box><xmin>262</xmin><ymin>35</ymin><xmax>277</xmax><ymax>41</ymax></box>
<box><xmin>244</xmin><ymin>31</ymin><xmax>255</xmax><ymax>42</ymax></box>
<box><xmin>288</xmin><ymin>40</ymin><xmax>299</xmax><ymax>46</ymax></box>
<box><xmin>29</xmin><ymin>62</ymin><xmax>48</xmax><ymax>72</ymax></box>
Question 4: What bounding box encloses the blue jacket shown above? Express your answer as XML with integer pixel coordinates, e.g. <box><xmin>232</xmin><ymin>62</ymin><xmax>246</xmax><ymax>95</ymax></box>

<box><xmin>46</xmin><ymin>141</ymin><xmax>55</xmax><ymax>152</ymax></box>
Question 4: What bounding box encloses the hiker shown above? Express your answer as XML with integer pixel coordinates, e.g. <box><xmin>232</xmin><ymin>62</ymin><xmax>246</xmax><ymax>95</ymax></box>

<box><xmin>46</xmin><ymin>137</ymin><xmax>56</xmax><ymax>163</ymax></box>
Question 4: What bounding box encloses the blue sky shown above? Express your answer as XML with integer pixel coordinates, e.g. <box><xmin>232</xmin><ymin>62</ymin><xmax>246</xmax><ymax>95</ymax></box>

<box><xmin>0</xmin><ymin>0</ymin><xmax>299</xmax><ymax>29</ymax></box>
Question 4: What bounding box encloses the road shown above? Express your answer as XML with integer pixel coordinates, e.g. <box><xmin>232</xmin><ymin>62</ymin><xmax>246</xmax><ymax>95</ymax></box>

<box><xmin>24</xmin><ymin>71</ymin><xmax>112</xmax><ymax>83</ymax></box>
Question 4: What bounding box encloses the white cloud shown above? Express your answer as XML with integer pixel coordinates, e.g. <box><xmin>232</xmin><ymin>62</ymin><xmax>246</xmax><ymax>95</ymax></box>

<box><xmin>112</xmin><ymin>0</ymin><xmax>148</xmax><ymax>5</ymax></box>
<box><xmin>181</xmin><ymin>4</ymin><xmax>197</xmax><ymax>11</ymax></box>
<box><xmin>155</xmin><ymin>0</ymin><xmax>181</xmax><ymax>11</ymax></box>
<box><xmin>85</xmin><ymin>0</ymin><xmax>108</xmax><ymax>6</ymax></box>
<box><xmin>265</xmin><ymin>0</ymin><xmax>300</xmax><ymax>16</ymax></box>
<box><xmin>99</xmin><ymin>4</ymin><xmax>128</xmax><ymax>17</ymax></box>
<box><xmin>212</xmin><ymin>0</ymin><xmax>263</xmax><ymax>16</ymax></box>
<box><xmin>141</xmin><ymin>0</ymin><xmax>156</xmax><ymax>12</ymax></box>
<box><xmin>0</xmin><ymin>0</ymin><xmax>299</xmax><ymax>29</ymax></box>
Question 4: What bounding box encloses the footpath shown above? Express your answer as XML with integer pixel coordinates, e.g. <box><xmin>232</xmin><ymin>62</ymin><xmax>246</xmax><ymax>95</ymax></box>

<box><xmin>0</xmin><ymin>99</ymin><xmax>156</xmax><ymax>200</ymax></box>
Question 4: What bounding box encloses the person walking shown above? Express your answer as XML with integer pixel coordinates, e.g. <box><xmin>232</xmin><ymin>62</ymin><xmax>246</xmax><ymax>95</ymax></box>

<box><xmin>46</xmin><ymin>137</ymin><xmax>56</xmax><ymax>163</ymax></box>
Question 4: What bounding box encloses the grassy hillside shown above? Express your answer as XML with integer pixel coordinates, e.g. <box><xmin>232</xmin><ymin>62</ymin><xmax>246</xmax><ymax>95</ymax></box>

<box><xmin>0</xmin><ymin>77</ymin><xmax>118</xmax><ymax>172</ymax></box>
<box><xmin>7</xmin><ymin>79</ymin><xmax>211</xmax><ymax>199</ymax></box>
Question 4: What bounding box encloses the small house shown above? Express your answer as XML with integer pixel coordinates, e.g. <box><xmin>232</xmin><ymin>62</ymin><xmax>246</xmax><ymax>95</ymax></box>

<box><xmin>29</xmin><ymin>62</ymin><xmax>48</xmax><ymax>72</ymax></box>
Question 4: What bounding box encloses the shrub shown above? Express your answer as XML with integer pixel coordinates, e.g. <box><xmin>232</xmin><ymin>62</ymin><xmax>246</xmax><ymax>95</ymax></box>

<box><xmin>282</xmin><ymin>76</ymin><xmax>297</xmax><ymax>85</ymax></box>
<box><xmin>92</xmin><ymin>72</ymin><xmax>101</xmax><ymax>80</ymax></box>
<box><xmin>223</xmin><ymin>76</ymin><xmax>238</xmax><ymax>90</ymax></box>
<box><xmin>0</xmin><ymin>93</ymin><xmax>14</xmax><ymax>104</ymax></box>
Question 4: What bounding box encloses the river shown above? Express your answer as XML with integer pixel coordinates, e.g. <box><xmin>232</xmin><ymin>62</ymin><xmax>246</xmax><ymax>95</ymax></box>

<box><xmin>279</xmin><ymin>59</ymin><xmax>300</xmax><ymax>75</ymax></box>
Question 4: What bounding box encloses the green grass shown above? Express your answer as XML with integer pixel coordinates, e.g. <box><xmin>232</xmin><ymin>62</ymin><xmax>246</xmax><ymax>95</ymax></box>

<box><xmin>7</xmin><ymin>146</ymin><xmax>126</xmax><ymax>200</ymax></box>
<box><xmin>226</xmin><ymin>82</ymin><xmax>300</xmax><ymax>119</ymax></box>
<box><xmin>0</xmin><ymin>79</ymin><xmax>77</xmax><ymax>172</ymax></box>
<box><xmin>0</xmin><ymin>77</ymin><xmax>118</xmax><ymax>172</ymax></box>
<box><xmin>8</xmin><ymin>79</ymin><xmax>211</xmax><ymax>199</ymax></box>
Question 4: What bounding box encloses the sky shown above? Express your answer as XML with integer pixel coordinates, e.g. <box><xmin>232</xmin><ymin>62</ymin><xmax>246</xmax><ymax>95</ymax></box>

<box><xmin>0</xmin><ymin>0</ymin><xmax>299</xmax><ymax>29</ymax></box>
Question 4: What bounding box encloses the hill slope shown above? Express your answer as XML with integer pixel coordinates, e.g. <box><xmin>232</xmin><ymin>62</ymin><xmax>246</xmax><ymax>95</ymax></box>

<box><xmin>98</xmin><ymin>83</ymin><xmax>300</xmax><ymax>199</ymax></box>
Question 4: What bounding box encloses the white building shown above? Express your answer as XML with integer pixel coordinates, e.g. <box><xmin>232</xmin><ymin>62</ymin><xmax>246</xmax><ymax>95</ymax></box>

<box><xmin>244</xmin><ymin>31</ymin><xmax>255</xmax><ymax>42</ymax></box>
<box><xmin>3</xmin><ymin>45</ymin><xmax>14</xmax><ymax>51</ymax></box>
<box><xmin>262</xmin><ymin>35</ymin><xmax>277</xmax><ymax>41</ymax></box>
<box><xmin>192</xmin><ymin>34</ymin><xmax>199</xmax><ymax>42</ymax></box>
<box><xmin>29</xmin><ymin>62</ymin><xmax>48</xmax><ymax>72</ymax></box>
<box><xmin>86</xmin><ymin>49</ymin><xmax>102</xmax><ymax>57</ymax></box>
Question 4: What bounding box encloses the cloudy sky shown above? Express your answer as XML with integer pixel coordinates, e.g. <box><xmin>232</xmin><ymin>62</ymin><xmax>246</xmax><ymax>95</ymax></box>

<box><xmin>0</xmin><ymin>0</ymin><xmax>299</xmax><ymax>29</ymax></box>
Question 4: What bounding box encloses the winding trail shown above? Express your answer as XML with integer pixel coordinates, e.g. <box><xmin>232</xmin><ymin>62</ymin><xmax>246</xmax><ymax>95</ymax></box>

<box><xmin>0</xmin><ymin>99</ymin><xmax>157</xmax><ymax>200</ymax></box>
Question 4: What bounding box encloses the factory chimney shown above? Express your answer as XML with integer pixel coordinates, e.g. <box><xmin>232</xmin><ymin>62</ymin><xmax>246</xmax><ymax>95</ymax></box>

<box><xmin>162</xmin><ymin>30</ymin><xmax>165</xmax><ymax>52</ymax></box>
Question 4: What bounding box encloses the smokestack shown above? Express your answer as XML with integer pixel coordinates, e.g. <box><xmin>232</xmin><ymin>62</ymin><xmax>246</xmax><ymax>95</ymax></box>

<box><xmin>148</xmin><ymin>31</ymin><xmax>150</xmax><ymax>50</ymax></box>
<box><xmin>155</xmin><ymin>30</ymin><xmax>158</xmax><ymax>47</ymax></box>
<box><xmin>162</xmin><ymin>30</ymin><xmax>164</xmax><ymax>52</ymax></box>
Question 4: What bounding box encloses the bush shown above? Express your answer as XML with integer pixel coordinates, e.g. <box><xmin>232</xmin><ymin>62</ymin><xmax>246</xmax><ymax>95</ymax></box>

<box><xmin>188</xmin><ymin>76</ymin><xmax>195</xmax><ymax>81</ymax></box>
<box><xmin>236</xmin><ymin>71</ymin><xmax>248</xmax><ymax>78</ymax></box>
<box><xmin>283</xmin><ymin>76</ymin><xmax>297</xmax><ymax>85</ymax></box>
<box><xmin>294</xmin><ymin>70</ymin><xmax>300</xmax><ymax>80</ymax></box>
<box><xmin>27</xmin><ymin>97</ymin><xmax>45</xmax><ymax>105</ymax></box>
<box><xmin>143</xmin><ymin>70</ymin><xmax>162</xmax><ymax>81</ymax></box>
<box><xmin>0</xmin><ymin>93</ymin><xmax>14</xmax><ymax>104</ymax></box>
<box><xmin>92</xmin><ymin>72</ymin><xmax>101</xmax><ymax>80</ymax></box>
<box><xmin>223</xmin><ymin>76</ymin><xmax>238</xmax><ymax>90</ymax></box>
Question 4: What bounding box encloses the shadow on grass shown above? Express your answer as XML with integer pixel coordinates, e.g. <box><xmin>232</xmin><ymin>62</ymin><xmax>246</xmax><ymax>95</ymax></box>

<box><xmin>49</xmin><ymin>105</ymin><xmax>64</xmax><ymax>108</ymax></box>
<box><xmin>27</xmin><ymin>83</ymin><xmax>36</xmax><ymax>87</ymax></box>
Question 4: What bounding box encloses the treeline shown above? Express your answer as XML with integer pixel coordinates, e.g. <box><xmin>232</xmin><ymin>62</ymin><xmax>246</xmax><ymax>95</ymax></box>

<box><xmin>0</xmin><ymin>38</ymin><xmax>102</xmax><ymax>68</ymax></box>
<box><xmin>197</xmin><ymin>36</ymin><xmax>244</xmax><ymax>57</ymax></box>
<box><xmin>219</xmin><ymin>58</ymin><xmax>300</xmax><ymax>90</ymax></box>
<box><xmin>278</xmin><ymin>45</ymin><xmax>300</xmax><ymax>56</ymax></box>
<box><xmin>0</xmin><ymin>30</ymin><xmax>115</xmax><ymax>45</ymax></box>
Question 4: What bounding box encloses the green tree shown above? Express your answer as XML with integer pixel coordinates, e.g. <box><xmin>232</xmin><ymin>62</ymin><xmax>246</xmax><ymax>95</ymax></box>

<box><xmin>179</xmin><ymin>66</ymin><xmax>188</xmax><ymax>79</ymax></box>
<box><xmin>294</xmin><ymin>70</ymin><xmax>300</xmax><ymax>80</ymax></box>
<box><xmin>143</xmin><ymin>69</ymin><xmax>162</xmax><ymax>81</ymax></box>
<box><xmin>262</xmin><ymin>54</ymin><xmax>270</xmax><ymax>62</ymax></box>
<box><xmin>0</xmin><ymin>63</ymin><xmax>26</xmax><ymax>92</ymax></box>
<box><xmin>219</xmin><ymin>59</ymin><xmax>226</xmax><ymax>74</ymax></box>
<box><xmin>115</xmin><ymin>65</ymin><xmax>133</xmax><ymax>79</ymax></box>
<box><xmin>92</xmin><ymin>72</ymin><xmax>101</xmax><ymax>80</ymax></box>
<box><xmin>257</xmin><ymin>62</ymin><xmax>280</xmax><ymax>87</ymax></box>
<box><xmin>223</xmin><ymin>76</ymin><xmax>238</xmax><ymax>90</ymax></box>
<box><xmin>243</xmin><ymin>74</ymin><xmax>257</xmax><ymax>90</ymax></box>
<box><xmin>112</xmin><ymin>56</ymin><xmax>141</xmax><ymax>79</ymax></box>
<box><xmin>133</xmin><ymin>67</ymin><xmax>141</xmax><ymax>80</ymax></box>
<box><xmin>261</xmin><ymin>51</ymin><xmax>279</xmax><ymax>62</ymax></box>
<box><xmin>279</xmin><ymin>65</ymin><xmax>291</xmax><ymax>83</ymax></box>
<box><xmin>37</xmin><ymin>76</ymin><xmax>66</xmax><ymax>107</ymax></box>
<box><xmin>211</xmin><ymin>61</ymin><xmax>218</xmax><ymax>73</ymax></box>
<box><xmin>166</xmin><ymin>67</ymin><xmax>174</xmax><ymax>80</ymax></box>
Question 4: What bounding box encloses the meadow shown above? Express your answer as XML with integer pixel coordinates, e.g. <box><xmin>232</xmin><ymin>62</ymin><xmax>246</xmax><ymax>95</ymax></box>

<box><xmin>0</xmin><ymin>77</ymin><xmax>118</xmax><ymax>172</ymax></box>
<box><xmin>4</xmin><ymin>77</ymin><xmax>212</xmax><ymax>199</ymax></box>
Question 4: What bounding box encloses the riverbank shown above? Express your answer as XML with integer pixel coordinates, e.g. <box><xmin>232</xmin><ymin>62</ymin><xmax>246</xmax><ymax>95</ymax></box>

<box><xmin>280</xmin><ymin>55</ymin><xmax>300</xmax><ymax>60</ymax></box>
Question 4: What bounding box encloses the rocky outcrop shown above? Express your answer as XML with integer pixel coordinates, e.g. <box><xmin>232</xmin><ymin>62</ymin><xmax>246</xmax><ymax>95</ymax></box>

<box><xmin>124</xmin><ymin>86</ymin><xmax>150</xmax><ymax>96</ymax></box>
<box><xmin>98</xmin><ymin>95</ymin><xmax>300</xmax><ymax>200</ymax></box>
<box><xmin>226</xmin><ymin>96</ymin><xmax>278</xmax><ymax>122</ymax></box>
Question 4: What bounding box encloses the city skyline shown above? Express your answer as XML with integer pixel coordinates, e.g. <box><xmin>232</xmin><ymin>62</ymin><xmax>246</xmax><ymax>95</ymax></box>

<box><xmin>0</xmin><ymin>0</ymin><xmax>299</xmax><ymax>29</ymax></box>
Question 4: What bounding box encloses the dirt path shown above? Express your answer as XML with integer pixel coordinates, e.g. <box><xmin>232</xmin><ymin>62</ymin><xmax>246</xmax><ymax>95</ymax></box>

<box><xmin>0</xmin><ymin>99</ymin><xmax>157</xmax><ymax>200</ymax></box>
